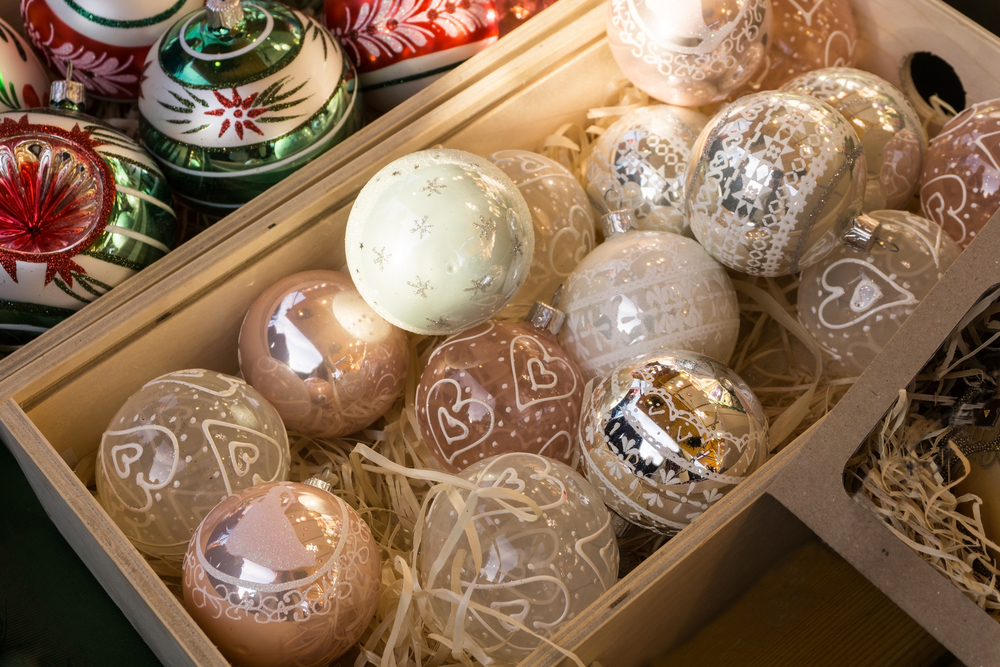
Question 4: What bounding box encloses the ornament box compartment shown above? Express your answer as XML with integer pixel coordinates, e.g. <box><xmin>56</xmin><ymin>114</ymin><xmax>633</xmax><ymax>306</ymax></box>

<box><xmin>2</xmin><ymin>0</ymin><xmax>1000</xmax><ymax>666</ymax></box>
<box><xmin>0</xmin><ymin>0</ymin><xmax>603</xmax><ymax>378</ymax></box>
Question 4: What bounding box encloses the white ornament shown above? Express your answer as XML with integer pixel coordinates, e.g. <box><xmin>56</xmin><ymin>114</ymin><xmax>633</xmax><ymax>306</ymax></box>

<box><xmin>345</xmin><ymin>148</ymin><xmax>534</xmax><ymax>335</ymax></box>
<box><xmin>797</xmin><ymin>210</ymin><xmax>961</xmax><ymax>378</ymax></box>
<box><xmin>97</xmin><ymin>369</ymin><xmax>290</xmax><ymax>560</ymax></box>
<box><xmin>585</xmin><ymin>104</ymin><xmax>708</xmax><ymax>234</ymax></box>
<box><xmin>0</xmin><ymin>19</ymin><xmax>49</xmax><ymax>111</ymax></box>
<box><xmin>606</xmin><ymin>0</ymin><xmax>772</xmax><ymax>107</ymax></box>
<box><xmin>488</xmin><ymin>150</ymin><xmax>596</xmax><ymax>319</ymax></box>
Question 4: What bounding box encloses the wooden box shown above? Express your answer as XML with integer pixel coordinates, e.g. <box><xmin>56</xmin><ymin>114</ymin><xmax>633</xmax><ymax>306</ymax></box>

<box><xmin>3</xmin><ymin>0</ymin><xmax>1000</xmax><ymax>665</ymax></box>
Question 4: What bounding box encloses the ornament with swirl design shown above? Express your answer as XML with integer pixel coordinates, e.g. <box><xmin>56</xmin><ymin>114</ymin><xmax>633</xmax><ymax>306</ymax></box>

<box><xmin>183</xmin><ymin>478</ymin><xmax>380</xmax><ymax>667</ymax></box>
<box><xmin>97</xmin><ymin>369</ymin><xmax>290</xmax><ymax>561</ymax></box>
<box><xmin>686</xmin><ymin>91</ymin><xmax>868</xmax><ymax>277</ymax></box>
<box><xmin>416</xmin><ymin>453</ymin><xmax>619</xmax><ymax>664</ymax></box>
<box><xmin>607</xmin><ymin>0</ymin><xmax>772</xmax><ymax>107</ymax></box>
<box><xmin>578</xmin><ymin>350</ymin><xmax>768</xmax><ymax>534</ymax></box>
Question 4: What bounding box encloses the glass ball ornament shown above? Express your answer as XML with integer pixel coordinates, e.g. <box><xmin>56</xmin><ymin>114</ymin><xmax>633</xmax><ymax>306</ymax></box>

<box><xmin>97</xmin><ymin>369</ymin><xmax>291</xmax><ymax>560</ymax></box>
<box><xmin>325</xmin><ymin>0</ymin><xmax>498</xmax><ymax>111</ymax></box>
<box><xmin>584</xmin><ymin>104</ymin><xmax>709</xmax><ymax>234</ymax></box>
<box><xmin>686</xmin><ymin>91</ymin><xmax>868</xmax><ymax>277</ymax></box>
<box><xmin>239</xmin><ymin>270</ymin><xmax>409</xmax><ymax>439</ymax></box>
<box><xmin>782</xmin><ymin>67</ymin><xmax>926</xmax><ymax>212</ymax></box>
<box><xmin>488</xmin><ymin>150</ymin><xmax>595</xmax><ymax>319</ymax></box>
<box><xmin>0</xmin><ymin>79</ymin><xmax>177</xmax><ymax>348</ymax></box>
<box><xmin>345</xmin><ymin>148</ymin><xmax>534</xmax><ymax>335</ymax></box>
<box><xmin>415</xmin><ymin>452</ymin><xmax>619</xmax><ymax>663</ymax></box>
<box><xmin>0</xmin><ymin>18</ymin><xmax>49</xmax><ymax>111</ymax></box>
<box><xmin>183</xmin><ymin>478</ymin><xmax>380</xmax><ymax>667</ymax></box>
<box><xmin>21</xmin><ymin>0</ymin><xmax>202</xmax><ymax>100</ymax></box>
<box><xmin>797</xmin><ymin>210</ymin><xmax>961</xmax><ymax>378</ymax></box>
<box><xmin>578</xmin><ymin>350</ymin><xmax>768</xmax><ymax>534</ymax></box>
<box><xmin>920</xmin><ymin>98</ymin><xmax>1000</xmax><ymax>247</ymax></box>
<box><xmin>559</xmin><ymin>210</ymin><xmax>740</xmax><ymax>381</ymax></box>
<box><xmin>415</xmin><ymin>301</ymin><xmax>584</xmax><ymax>471</ymax></box>
<box><xmin>606</xmin><ymin>0</ymin><xmax>772</xmax><ymax>107</ymax></box>
<box><xmin>139</xmin><ymin>0</ymin><xmax>363</xmax><ymax>214</ymax></box>
<box><xmin>496</xmin><ymin>0</ymin><xmax>556</xmax><ymax>35</ymax></box>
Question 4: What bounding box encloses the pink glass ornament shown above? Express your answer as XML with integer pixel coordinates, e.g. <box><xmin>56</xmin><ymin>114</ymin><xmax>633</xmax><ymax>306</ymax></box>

<box><xmin>183</xmin><ymin>478</ymin><xmax>380</xmax><ymax>667</ymax></box>
<box><xmin>239</xmin><ymin>270</ymin><xmax>410</xmax><ymax>439</ymax></box>
<box><xmin>415</xmin><ymin>301</ymin><xmax>584</xmax><ymax>471</ymax></box>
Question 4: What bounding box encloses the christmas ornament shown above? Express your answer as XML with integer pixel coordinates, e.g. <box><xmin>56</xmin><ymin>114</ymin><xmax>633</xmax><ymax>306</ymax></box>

<box><xmin>97</xmin><ymin>369</ymin><xmax>290</xmax><ymax>560</ymax></box>
<box><xmin>798</xmin><ymin>210</ymin><xmax>960</xmax><ymax>378</ymax></box>
<box><xmin>325</xmin><ymin>0</ymin><xmax>498</xmax><ymax>112</ymax></box>
<box><xmin>139</xmin><ymin>0</ymin><xmax>363</xmax><ymax>214</ymax></box>
<box><xmin>345</xmin><ymin>148</ymin><xmax>533</xmax><ymax>335</ymax></box>
<box><xmin>585</xmin><ymin>104</ymin><xmax>708</xmax><ymax>234</ymax></box>
<box><xmin>183</xmin><ymin>477</ymin><xmax>380</xmax><ymax>667</ymax></box>
<box><xmin>686</xmin><ymin>91</ymin><xmax>868</xmax><ymax>277</ymax></box>
<box><xmin>559</xmin><ymin>209</ymin><xmax>740</xmax><ymax>381</ymax></box>
<box><xmin>606</xmin><ymin>0</ymin><xmax>771</xmax><ymax>107</ymax></box>
<box><xmin>782</xmin><ymin>67</ymin><xmax>925</xmax><ymax>211</ymax></box>
<box><xmin>0</xmin><ymin>18</ymin><xmax>49</xmax><ymax>111</ymax></box>
<box><xmin>238</xmin><ymin>270</ymin><xmax>409</xmax><ymax>439</ymax></box>
<box><xmin>744</xmin><ymin>0</ymin><xmax>857</xmax><ymax>93</ymax></box>
<box><xmin>920</xmin><ymin>98</ymin><xmax>1000</xmax><ymax>247</ymax></box>
<box><xmin>415</xmin><ymin>299</ymin><xmax>583</xmax><ymax>471</ymax></box>
<box><xmin>496</xmin><ymin>0</ymin><xmax>554</xmax><ymax>35</ymax></box>
<box><xmin>488</xmin><ymin>149</ymin><xmax>595</xmax><ymax>319</ymax></box>
<box><xmin>0</xmin><ymin>78</ymin><xmax>177</xmax><ymax>348</ymax></box>
<box><xmin>415</xmin><ymin>452</ymin><xmax>618</xmax><ymax>663</ymax></box>
<box><xmin>21</xmin><ymin>0</ymin><xmax>203</xmax><ymax>101</ymax></box>
<box><xmin>578</xmin><ymin>350</ymin><xmax>768</xmax><ymax>534</ymax></box>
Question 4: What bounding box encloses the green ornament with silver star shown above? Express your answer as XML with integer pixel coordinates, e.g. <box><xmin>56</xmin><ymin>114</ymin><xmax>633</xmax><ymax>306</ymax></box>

<box><xmin>138</xmin><ymin>0</ymin><xmax>364</xmax><ymax>214</ymax></box>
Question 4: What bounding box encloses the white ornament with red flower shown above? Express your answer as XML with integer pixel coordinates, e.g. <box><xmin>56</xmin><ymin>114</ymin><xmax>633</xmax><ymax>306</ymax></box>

<box><xmin>0</xmin><ymin>18</ymin><xmax>50</xmax><ymax>112</ymax></box>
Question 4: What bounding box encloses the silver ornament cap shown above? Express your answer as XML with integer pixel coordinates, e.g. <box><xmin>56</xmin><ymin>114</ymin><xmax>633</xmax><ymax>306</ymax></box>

<box><xmin>303</xmin><ymin>476</ymin><xmax>334</xmax><ymax>494</ymax></box>
<box><xmin>843</xmin><ymin>214</ymin><xmax>900</xmax><ymax>253</ymax></box>
<box><xmin>600</xmin><ymin>208</ymin><xmax>638</xmax><ymax>238</ymax></box>
<box><xmin>50</xmin><ymin>63</ymin><xmax>85</xmax><ymax>108</ymax></box>
<box><xmin>206</xmin><ymin>0</ymin><xmax>244</xmax><ymax>29</ymax></box>
<box><xmin>525</xmin><ymin>301</ymin><xmax>566</xmax><ymax>335</ymax></box>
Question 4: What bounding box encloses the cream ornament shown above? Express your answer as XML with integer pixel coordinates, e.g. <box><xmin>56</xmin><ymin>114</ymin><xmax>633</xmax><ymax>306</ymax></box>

<box><xmin>578</xmin><ymin>350</ymin><xmax>768</xmax><ymax>534</ymax></box>
<box><xmin>0</xmin><ymin>18</ymin><xmax>49</xmax><ymax>111</ymax></box>
<box><xmin>558</xmin><ymin>210</ymin><xmax>740</xmax><ymax>381</ymax></box>
<box><xmin>345</xmin><ymin>148</ymin><xmax>533</xmax><ymax>335</ymax></box>
<box><xmin>488</xmin><ymin>150</ymin><xmax>595</xmax><ymax>320</ymax></box>
<box><xmin>797</xmin><ymin>211</ymin><xmax>961</xmax><ymax>378</ymax></box>
<box><xmin>606</xmin><ymin>0</ymin><xmax>772</xmax><ymax>107</ymax></box>
<box><xmin>97</xmin><ymin>369</ymin><xmax>291</xmax><ymax>560</ymax></box>
<box><xmin>585</xmin><ymin>104</ymin><xmax>708</xmax><ymax>234</ymax></box>
<box><xmin>686</xmin><ymin>91</ymin><xmax>868</xmax><ymax>277</ymax></box>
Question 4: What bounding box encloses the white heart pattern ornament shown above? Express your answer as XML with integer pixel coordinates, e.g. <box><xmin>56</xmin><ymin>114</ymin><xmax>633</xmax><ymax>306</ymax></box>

<box><xmin>416</xmin><ymin>318</ymin><xmax>585</xmax><ymax>472</ymax></box>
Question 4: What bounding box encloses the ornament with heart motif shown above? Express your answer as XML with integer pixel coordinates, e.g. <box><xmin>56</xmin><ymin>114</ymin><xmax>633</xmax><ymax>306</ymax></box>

<box><xmin>0</xmin><ymin>76</ymin><xmax>177</xmax><ymax>349</ymax></box>
<box><xmin>0</xmin><ymin>18</ymin><xmax>49</xmax><ymax>112</ymax></box>
<box><xmin>415</xmin><ymin>299</ymin><xmax>583</xmax><ymax>471</ymax></box>
<box><xmin>578</xmin><ymin>349</ymin><xmax>768</xmax><ymax>534</ymax></box>
<box><xmin>239</xmin><ymin>270</ymin><xmax>409</xmax><ymax>440</ymax></box>
<box><xmin>488</xmin><ymin>149</ymin><xmax>596</xmax><ymax>320</ymax></box>
<box><xmin>558</xmin><ymin>208</ymin><xmax>741</xmax><ymax>382</ymax></box>
<box><xmin>183</xmin><ymin>477</ymin><xmax>380</xmax><ymax>667</ymax></box>
<box><xmin>21</xmin><ymin>0</ymin><xmax>203</xmax><ymax>101</ymax></box>
<box><xmin>920</xmin><ymin>98</ymin><xmax>1000</xmax><ymax>248</ymax></box>
<box><xmin>138</xmin><ymin>0</ymin><xmax>363</xmax><ymax>214</ymax></box>
<box><xmin>97</xmin><ymin>369</ymin><xmax>291</xmax><ymax>562</ymax></box>
<box><xmin>798</xmin><ymin>210</ymin><xmax>961</xmax><ymax>378</ymax></box>
<box><xmin>346</xmin><ymin>148</ymin><xmax>534</xmax><ymax>335</ymax></box>
<box><xmin>782</xmin><ymin>67</ymin><xmax>925</xmax><ymax>211</ymax></box>
<box><xmin>415</xmin><ymin>452</ymin><xmax>618</xmax><ymax>664</ymax></box>
<box><xmin>607</xmin><ymin>0</ymin><xmax>772</xmax><ymax>107</ymax></box>
<box><xmin>686</xmin><ymin>91</ymin><xmax>871</xmax><ymax>277</ymax></box>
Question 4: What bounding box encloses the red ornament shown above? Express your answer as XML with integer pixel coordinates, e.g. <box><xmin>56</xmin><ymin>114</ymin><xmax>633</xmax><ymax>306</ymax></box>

<box><xmin>0</xmin><ymin>115</ymin><xmax>115</xmax><ymax>285</ymax></box>
<box><xmin>325</xmin><ymin>0</ymin><xmax>499</xmax><ymax>111</ymax></box>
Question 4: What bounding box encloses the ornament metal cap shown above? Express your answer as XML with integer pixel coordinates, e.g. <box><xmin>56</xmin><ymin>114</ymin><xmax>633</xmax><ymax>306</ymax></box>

<box><xmin>206</xmin><ymin>0</ymin><xmax>245</xmax><ymax>29</ymax></box>
<box><xmin>842</xmin><ymin>214</ymin><xmax>900</xmax><ymax>253</ymax></box>
<box><xmin>601</xmin><ymin>208</ymin><xmax>638</xmax><ymax>238</ymax></box>
<box><xmin>50</xmin><ymin>63</ymin><xmax>85</xmax><ymax>108</ymax></box>
<box><xmin>302</xmin><ymin>476</ymin><xmax>334</xmax><ymax>494</ymax></box>
<box><xmin>526</xmin><ymin>286</ymin><xmax>567</xmax><ymax>335</ymax></box>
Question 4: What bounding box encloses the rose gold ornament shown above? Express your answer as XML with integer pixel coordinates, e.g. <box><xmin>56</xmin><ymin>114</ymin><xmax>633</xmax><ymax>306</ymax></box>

<box><xmin>239</xmin><ymin>270</ymin><xmax>409</xmax><ymax>439</ymax></box>
<box><xmin>415</xmin><ymin>300</ymin><xmax>584</xmax><ymax>471</ymax></box>
<box><xmin>183</xmin><ymin>478</ymin><xmax>380</xmax><ymax>667</ymax></box>
<box><xmin>920</xmin><ymin>98</ymin><xmax>1000</xmax><ymax>247</ymax></box>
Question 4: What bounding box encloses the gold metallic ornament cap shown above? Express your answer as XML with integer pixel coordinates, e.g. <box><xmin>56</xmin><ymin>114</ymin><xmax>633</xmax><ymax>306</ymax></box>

<box><xmin>206</xmin><ymin>0</ymin><xmax>244</xmax><ymax>29</ymax></box>
<box><xmin>600</xmin><ymin>208</ymin><xmax>638</xmax><ymax>238</ymax></box>
<box><xmin>842</xmin><ymin>214</ymin><xmax>900</xmax><ymax>253</ymax></box>
<box><xmin>302</xmin><ymin>476</ymin><xmax>334</xmax><ymax>494</ymax></box>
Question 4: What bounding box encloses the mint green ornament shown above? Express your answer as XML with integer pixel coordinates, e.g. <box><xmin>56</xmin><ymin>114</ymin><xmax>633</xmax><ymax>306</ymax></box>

<box><xmin>138</xmin><ymin>0</ymin><xmax>363</xmax><ymax>214</ymax></box>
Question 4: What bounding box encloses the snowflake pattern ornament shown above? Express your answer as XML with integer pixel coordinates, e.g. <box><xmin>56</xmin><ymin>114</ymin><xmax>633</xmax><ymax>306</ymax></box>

<box><xmin>21</xmin><ymin>0</ymin><xmax>203</xmax><ymax>101</ymax></box>
<box><xmin>139</xmin><ymin>0</ymin><xmax>363</xmax><ymax>214</ymax></box>
<box><xmin>324</xmin><ymin>0</ymin><xmax>498</xmax><ymax>111</ymax></box>
<box><xmin>0</xmin><ymin>18</ymin><xmax>49</xmax><ymax>112</ymax></box>
<box><xmin>578</xmin><ymin>350</ymin><xmax>768</xmax><ymax>534</ymax></box>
